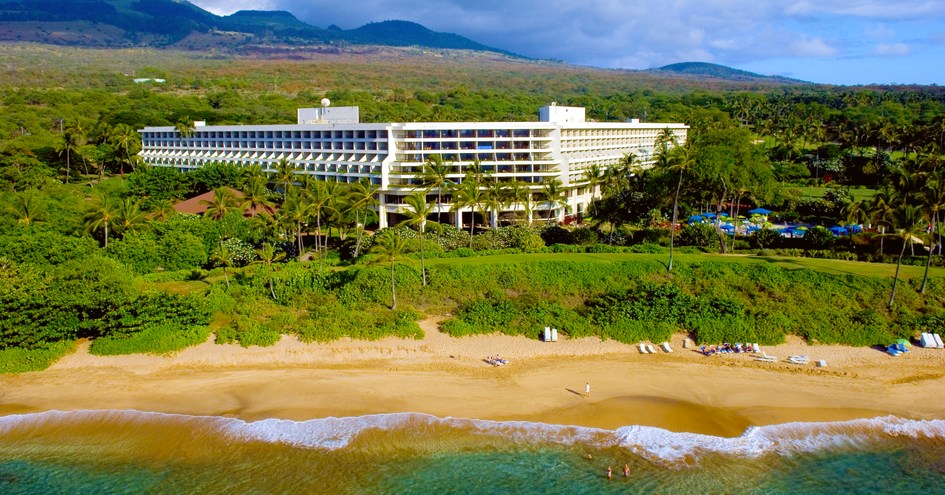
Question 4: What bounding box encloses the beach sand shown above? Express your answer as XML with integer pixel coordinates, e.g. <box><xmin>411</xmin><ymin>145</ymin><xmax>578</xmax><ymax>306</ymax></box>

<box><xmin>2</xmin><ymin>319</ymin><xmax>944</xmax><ymax>437</ymax></box>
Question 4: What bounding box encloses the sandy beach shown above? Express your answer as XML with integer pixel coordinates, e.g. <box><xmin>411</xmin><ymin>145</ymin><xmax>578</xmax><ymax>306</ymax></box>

<box><xmin>2</xmin><ymin>318</ymin><xmax>944</xmax><ymax>437</ymax></box>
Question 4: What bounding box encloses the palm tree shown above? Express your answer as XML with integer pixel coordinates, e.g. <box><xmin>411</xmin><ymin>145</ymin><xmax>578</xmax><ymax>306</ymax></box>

<box><xmin>583</xmin><ymin>163</ymin><xmax>605</xmax><ymax>202</ymax></box>
<box><xmin>919</xmin><ymin>173</ymin><xmax>945</xmax><ymax>293</ymax></box>
<box><xmin>541</xmin><ymin>178</ymin><xmax>569</xmax><ymax>223</ymax></box>
<box><xmin>109</xmin><ymin>124</ymin><xmax>141</xmax><ymax>175</ymax></box>
<box><xmin>57</xmin><ymin>126</ymin><xmax>84</xmax><ymax>184</ymax></box>
<box><xmin>484</xmin><ymin>179</ymin><xmax>509</xmax><ymax>229</ymax></box>
<box><xmin>175</xmin><ymin>118</ymin><xmax>196</xmax><ymax>145</ymax></box>
<box><xmin>417</xmin><ymin>154</ymin><xmax>454</xmax><ymax>224</ymax></box>
<box><xmin>8</xmin><ymin>190</ymin><xmax>47</xmax><ymax>225</ymax></box>
<box><xmin>657</xmin><ymin>140</ymin><xmax>695</xmax><ymax>272</ymax></box>
<box><xmin>280</xmin><ymin>189</ymin><xmax>314</xmax><ymax>261</ymax></box>
<box><xmin>887</xmin><ymin>204</ymin><xmax>926</xmax><ymax>308</ymax></box>
<box><xmin>397</xmin><ymin>192</ymin><xmax>436</xmax><ymax>286</ymax></box>
<box><xmin>254</xmin><ymin>243</ymin><xmax>285</xmax><ymax>301</ymax></box>
<box><xmin>151</xmin><ymin>199</ymin><xmax>177</xmax><ymax>222</ymax></box>
<box><xmin>115</xmin><ymin>198</ymin><xmax>147</xmax><ymax>235</ymax></box>
<box><xmin>450</xmin><ymin>173</ymin><xmax>487</xmax><ymax>248</ymax></box>
<box><xmin>240</xmin><ymin>176</ymin><xmax>274</xmax><ymax>217</ymax></box>
<box><xmin>201</xmin><ymin>187</ymin><xmax>240</xmax><ymax>220</ymax></box>
<box><xmin>870</xmin><ymin>185</ymin><xmax>897</xmax><ymax>256</ymax></box>
<box><xmin>371</xmin><ymin>229</ymin><xmax>410</xmax><ymax>310</ymax></box>
<box><xmin>506</xmin><ymin>180</ymin><xmax>534</xmax><ymax>226</ymax></box>
<box><xmin>211</xmin><ymin>241</ymin><xmax>235</xmax><ymax>289</ymax></box>
<box><xmin>348</xmin><ymin>179</ymin><xmax>379</xmax><ymax>258</ymax></box>
<box><xmin>84</xmin><ymin>194</ymin><xmax>117</xmax><ymax>248</ymax></box>
<box><xmin>272</xmin><ymin>158</ymin><xmax>296</xmax><ymax>193</ymax></box>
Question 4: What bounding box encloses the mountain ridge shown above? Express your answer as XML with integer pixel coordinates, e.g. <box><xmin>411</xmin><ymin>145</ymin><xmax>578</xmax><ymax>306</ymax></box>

<box><xmin>0</xmin><ymin>0</ymin><xmax>520</xmax><ymax>57</ymax></box>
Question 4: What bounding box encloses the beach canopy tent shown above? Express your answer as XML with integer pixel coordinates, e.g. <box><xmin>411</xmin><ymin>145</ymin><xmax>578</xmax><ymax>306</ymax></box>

<box><xmin>896</xmin><ymin>338</ymin><xmax>911</xmax><ymax>348</ymax></box>
<box><xmin>748</xmin><ymin>208</ymin><xmax>772</xmax><ymax>215</ymax></box>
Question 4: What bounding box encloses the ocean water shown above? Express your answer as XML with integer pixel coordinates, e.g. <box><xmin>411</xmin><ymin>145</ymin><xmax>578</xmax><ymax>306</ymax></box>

<box><xmin>1</xmin><ymin>410</ymin><xmax>944</xmax><ymax>494</ymax></box>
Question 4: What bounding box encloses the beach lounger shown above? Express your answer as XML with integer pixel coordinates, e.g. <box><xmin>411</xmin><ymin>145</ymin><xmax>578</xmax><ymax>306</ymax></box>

<box><xmin>551</xmin><ymin>328</ymin><xmax>558</xmax><ymax>342</ymax></box>
<box><xmin>661</xmin><ymin>342</ymin><xmax>673</xmax><ymax>353</ymax></box>
<box><xmin>935</xmin><ymin>334</ymin><xmax>944</xmax><ymax>349</ymax></box>
<box><xmin>752</xmin><ymin>343</ymin><xmax>761</xmax><ymax>353</ymax></box>
<box><xmin>788</xmin><ymin>355</ymin><xmax>809</xmax><ymax>364</ymax></box>
<box><xmin>920</xmin><ymin>333</ymin><xmax>936</xmax><ymax>348</ymax></box>
<box><xmin>543</xmin><ymin>327</ymin><xmax>551</xmax><ymax>342</ymax></box>
<box><xmin>639</xmin><ymin>343</ymin><xmax>649</xmax><ymax>354</ymax></box>
<box><xmin>647</xmin><ymin>345</ymin><xmax>657</xmax><ymax>354</ymax></box>
<box><xmin>756</xmin><ymin>352</ymin><xmax>777</xmax><ymax>362</ymax></box>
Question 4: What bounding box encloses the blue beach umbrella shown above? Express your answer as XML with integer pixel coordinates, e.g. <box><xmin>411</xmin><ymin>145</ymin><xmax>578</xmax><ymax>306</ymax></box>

<box><xmin>748</xmin><ymin>207</ymin><xmax>772</xmax><ymax>215</ymax></box>
<box><xmin>688</xmin><ymin>214</ymin><xmax>704</xmax><ymax>222</ymax></box>
<box><xmin>829</xmin><ymin>226</ymin><xmax>847</xmax><ymax>236</ymax></box>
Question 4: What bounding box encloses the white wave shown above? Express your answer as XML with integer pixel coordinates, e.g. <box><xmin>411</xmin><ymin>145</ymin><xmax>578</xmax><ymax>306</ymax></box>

<box><xmin>2</xmin><ymin>410</ymin><xmax>943</xmax><ymax>460</ymax></box>
<box><xmin>614</xmin><ymin>416</ymin><xmax>945</xmax><ymax>465</ymax></box>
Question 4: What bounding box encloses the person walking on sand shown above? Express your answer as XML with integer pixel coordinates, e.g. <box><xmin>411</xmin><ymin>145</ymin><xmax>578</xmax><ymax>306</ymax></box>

<box><xmin>585</xmin><ymin>382</ymin><xmax>590</xmax><ymax>397</ymax></box>
<box><xmin>623</xmin><ymin>464</ymin><xmax>631</xmax><ymax>478</ymax></box>
<box><xmin>606</xmin><ymin>466</ymin><xmax>612</xmax><ymax>479</ymax></box>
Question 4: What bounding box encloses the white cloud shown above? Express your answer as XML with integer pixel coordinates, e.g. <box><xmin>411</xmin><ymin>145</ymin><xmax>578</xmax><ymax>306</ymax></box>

<box><xmin>790</xmin><ymin>35</ymin><xmax>838</xmax><ymax>56</ymax></box>
<box><xmin>874</xmin><ymin>42</ymin><xmax>911</xmax><ymax>55</ymax></box>
<box><xmin>190</xmin><ymin>1</ymin><xmax>274</xmax><ymax>16</ymax></box>
<box><xmin>184</xmin><ymin>0</ymin><xmax>944</xmax><ymax>83</ymax></box>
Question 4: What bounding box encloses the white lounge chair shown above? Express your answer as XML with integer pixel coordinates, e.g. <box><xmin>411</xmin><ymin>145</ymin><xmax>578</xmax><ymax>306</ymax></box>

<box><xmin>551</xmin><ymin>328</ymin><xmax>558</xmax><ymax>342</ymax></box>
<box><xmin>661</xmin><ymin>342</ymin><xmax>673</xmax><ymax>353</ymax></box>
<box><xmin>752</xmin><ymin>343</ymin><xmax>761</xmax><ymax>353</ymax></box>
<box><xmin>639</xmin><ymin>343</ymin><xmax>649</xmax><ymax>354</ymax></box>
<box><xmin>647</xmin><ymin>344</ymin><xmax>657</xmax><ymax>354</ymax></box>
<box><xmin>935</xmin><ymin>334</ymin><xmax>944</xmax><ymax>349</ymax></box>
<box><xmin>543</xmin><ymin>327</ymin><xmax>551</xmax><ymax>342</ymax></box>
<box><xmin>756</xmin><ymin>351</ymin><xmax>777</xmax><ymax>362</ymax></box>
<box><xmin>788</xmin><ymin>355</ymin><xmax>809</xmax><ymax>364</ymax></box>
<box><xmin>920</xmin><ymin>333</ymin><xmax>937</xmax><ymax>348</ymax></box>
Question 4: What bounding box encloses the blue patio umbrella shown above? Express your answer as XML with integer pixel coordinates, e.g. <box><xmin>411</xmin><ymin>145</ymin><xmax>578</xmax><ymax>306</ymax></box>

<box><xmin>748</xmin><ymin>207</ymin><xmax>772</xmax><ymax>215</ymax></box>
<box><xmin>702</xmin><ymin>212</ymin><xmax>716</xmax><ymax>218</ymax></box>
<box><xmin>829</xmin><ymin>225</ymin><xmax>847</xmax><ymax>236</ymax></box>
<box><xmin>688</xmin><ymin>214</ymin><xmax>704</xmax><ymax>222</ymax></box>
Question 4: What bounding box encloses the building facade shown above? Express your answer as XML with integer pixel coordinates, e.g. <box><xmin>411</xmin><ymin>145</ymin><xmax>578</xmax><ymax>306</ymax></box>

<box><xmin>138</xmin><ymin>104</ymin><xmax>687</xmax><ymax>228</ymax></box>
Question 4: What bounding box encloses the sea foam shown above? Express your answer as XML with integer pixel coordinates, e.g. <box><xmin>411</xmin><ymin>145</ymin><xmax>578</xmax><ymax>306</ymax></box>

<box><xmin>2</xmin><ymin>410</ymin><xmax>943</xmax><ymax>464</ymax></box>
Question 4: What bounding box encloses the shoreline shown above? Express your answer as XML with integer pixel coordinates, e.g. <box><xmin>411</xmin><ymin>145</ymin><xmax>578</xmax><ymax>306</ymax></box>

<box><xmin>2</xmin><ymin>319</ymin><xmax>944</xmax><ymax>437</ymax></box>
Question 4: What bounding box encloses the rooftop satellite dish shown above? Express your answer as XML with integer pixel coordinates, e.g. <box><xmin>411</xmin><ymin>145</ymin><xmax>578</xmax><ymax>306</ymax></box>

<box><xmin>321</xmin><ymin>98</ymin><xmax>331</xmax><ymax>108</ymax></box>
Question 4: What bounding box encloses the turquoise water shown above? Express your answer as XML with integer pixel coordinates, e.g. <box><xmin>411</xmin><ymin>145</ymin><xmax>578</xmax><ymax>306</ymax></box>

<box><xmin>1</xmin><ymin>411</ymin><xmax>944</xmax><ymax>494</ymax></box>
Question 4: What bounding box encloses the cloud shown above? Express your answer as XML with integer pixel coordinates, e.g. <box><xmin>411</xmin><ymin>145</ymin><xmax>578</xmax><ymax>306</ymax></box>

<box><xmin>874</xmin><ymin>42</ymin><xmax>911</xmax><ymax>55</ymax></box>
<box><xmin>192</xmin><ymin>0</ymin><xmax>275</xmax><ymax>16</ymax></box>
<box><xmin>790</xmin><ymin>35</ymin><xmax>838</xmax><ymax>56</ymax></box>
<box><xmin>186</xmin><ymin>0</ymin><xmax>944</xmax><ymax>83</ymax></box>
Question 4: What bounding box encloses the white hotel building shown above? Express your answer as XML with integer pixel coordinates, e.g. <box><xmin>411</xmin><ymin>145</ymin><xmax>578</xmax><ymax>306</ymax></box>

<box><xmin>138</xmin><ymin>104</ymin><xmax>687</xmax><ymax>228</ymax></box>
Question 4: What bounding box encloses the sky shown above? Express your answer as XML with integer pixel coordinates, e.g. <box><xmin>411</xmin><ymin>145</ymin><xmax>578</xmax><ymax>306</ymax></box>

<box><xmin>188</xmin><ymin>0</ymin><xmax>945</xmax><ymax>86</ymax></box>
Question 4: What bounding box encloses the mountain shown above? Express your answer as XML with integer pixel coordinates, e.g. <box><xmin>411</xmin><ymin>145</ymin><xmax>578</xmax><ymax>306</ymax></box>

<box><xmin>650</xmin><ymin>62</ymin><xmax>809</xmax><ymax>84</ymax></box>
<box><xmin>0</xmin><ymin>0</ymin><xmax>518</xmax><ymax>56</ymax></box>
<box><xmin>347</xmin><ymin>21</ymin><xmax>514</xmax><ymax>56</ymax></box>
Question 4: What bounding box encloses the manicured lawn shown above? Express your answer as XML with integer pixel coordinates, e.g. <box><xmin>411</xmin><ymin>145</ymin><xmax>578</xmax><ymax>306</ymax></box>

<box><xmin>424</xmin><ymin>252</ymin><xmax>944</xmax><ymax>279</ymax></box>
<box><xmin>791</xmin><ymin>185</ymin><xmax>877</xmax><ymax>203</ymax></box>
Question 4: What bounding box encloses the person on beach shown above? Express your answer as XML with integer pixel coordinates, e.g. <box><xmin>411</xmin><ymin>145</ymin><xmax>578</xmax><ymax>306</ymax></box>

<box><xmin>623</xmin><ymin>464</ymin><xmax>631</xmax><ymax>478</ymax></box>
<box><xmin>607</xmin><ymin>466</ymin><xmax>612</xmax><ymax>479</ymax></box>
<box><xmin>585</xmin><ymin>382</ymin><xmax>590</xmax><ymax>397</ymax></box>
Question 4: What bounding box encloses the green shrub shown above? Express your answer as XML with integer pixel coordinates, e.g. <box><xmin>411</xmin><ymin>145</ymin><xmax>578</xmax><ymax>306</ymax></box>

<box><xmin>216</xmin><ymin>316</ymin><xmax>281</xmax><ymax>347</ymax></box>
<box><xmin>90</xmin><ymin>324</ymin><xmax>211</xmax><ymax>355</ymax></box>
<box><xmin>804</xmin><ymin>226</ymin><xmax>835</xmax><ymax>250</ymax></box>
<box><xmin>679</xmin><ymin>223</ymin><xmax>715</xmax><ymax>247</ymax></box>
<box><xmin>750</xmin><ymin>228</ymin><xmax>782</xmax><ymax>249</ymax></box>
<box><xmin>570</xmin><ymin>227</ymin><xmax>599</xmax><ymax>246</ymax></box>
<box><xmin>0</xmin><ymin>341</ymin><xmax>75</xmax><ymax>373</ymax></box>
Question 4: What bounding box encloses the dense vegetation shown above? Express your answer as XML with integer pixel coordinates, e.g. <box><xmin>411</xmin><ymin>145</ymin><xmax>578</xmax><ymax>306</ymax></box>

<box><xmin>0</xmin><ymin>45</ymin><xmax>943</xmax><ymax>373</ymax></box>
